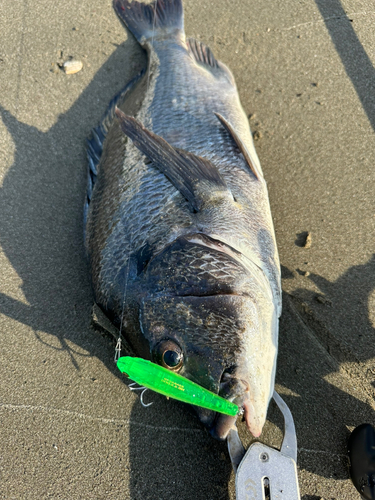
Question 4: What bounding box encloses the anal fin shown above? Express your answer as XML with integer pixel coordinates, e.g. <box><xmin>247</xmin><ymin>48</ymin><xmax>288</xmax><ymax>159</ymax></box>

<box><xmin>187</xmin><ymin>38</ymin><xmax>218</xmax><ymax>68</ymax></box>
<box><xmin>186</xmin><ymin>38</ymin><xmax>236</xmax><ymax>86</ymax></box>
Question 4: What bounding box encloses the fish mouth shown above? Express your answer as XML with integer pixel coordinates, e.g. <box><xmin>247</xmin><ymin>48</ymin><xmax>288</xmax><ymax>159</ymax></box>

<box><xmin>192</xmin><ymin>369</ymin><xmax>268</xmax><ymax>440</ymax></box>
<box><xmin>209</xmin><ymin>371</ymin><xmax>255</xmax><ymax>441</ymax></box>
<box><xmin>209</xmin><ymin>403</ymin><xmax>264</xmax><ymax>441</ymax></box>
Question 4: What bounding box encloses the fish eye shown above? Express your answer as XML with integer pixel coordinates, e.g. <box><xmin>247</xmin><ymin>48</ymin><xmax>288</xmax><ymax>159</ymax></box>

<box><xmin>163</xmin><ymin>350</ymin><xmax>182</xmax><ymax>368</ymax></box>
<box><xmin>154</xmin><ymin>340</ymin><xmax>183</xmax><ymax>371</ymax></box>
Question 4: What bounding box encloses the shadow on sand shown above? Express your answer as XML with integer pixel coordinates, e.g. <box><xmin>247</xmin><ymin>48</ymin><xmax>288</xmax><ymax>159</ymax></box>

<box><xmin>314</xmin><ymin>0</ymin><xmax>375</xmax><ymax>133</ymax></box>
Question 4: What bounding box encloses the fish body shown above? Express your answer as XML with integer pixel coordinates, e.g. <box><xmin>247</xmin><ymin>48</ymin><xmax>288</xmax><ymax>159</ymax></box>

<box><xmin>85</xmin><ymin>0</ymin><xmax>281</xmax><ymax>439</ymax></box>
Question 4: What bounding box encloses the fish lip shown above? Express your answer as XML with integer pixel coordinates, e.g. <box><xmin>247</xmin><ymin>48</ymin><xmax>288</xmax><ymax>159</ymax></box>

<box><xmin>209</xmin><ymin>395</ymin><xmax>265</xmax><ymax>440</ymax></box>
<box><xmin>209</xmin><ymin>382</ymin><xmax>250</xmax><ymax>441</ymax></box>
<box><xmin>242</xmin><ymin>399</ymin><xmax>262</xmax><ymax>438</ymax></box>
<box><xmin>209</xmin><ymin>412</ymin><xmax>238</xmax><ymax>441</ymax></box>
<box><xmin>193</xmin><ymin>371</ymin><xmax>253</xmax><ymax>440</ymax></box>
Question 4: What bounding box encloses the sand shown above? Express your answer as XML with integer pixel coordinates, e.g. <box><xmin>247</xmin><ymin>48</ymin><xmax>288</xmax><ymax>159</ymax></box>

<box><xmin>1</xmin><ymin>0</ymin><xmax>375</xmax><ymax>498</ymax></box>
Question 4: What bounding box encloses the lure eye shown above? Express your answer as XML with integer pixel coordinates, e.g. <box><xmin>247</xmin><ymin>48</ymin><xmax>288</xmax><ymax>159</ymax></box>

<box><xmin>154</xmin><ymin>340</ymin><xmax>183</xmax><ymax>371</ymax></box>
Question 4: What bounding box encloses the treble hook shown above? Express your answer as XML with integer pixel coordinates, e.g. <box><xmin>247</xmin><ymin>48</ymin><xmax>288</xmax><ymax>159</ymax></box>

<box><xmin>128</xmin><ymin>383</ymin><xmax>153</xmax><ymax>408</ymax></box>
<box><xmin>128</xmin><ymin>382</ymin><xmax>143</xmax><ymax>390</ymax></box>
<box><xmin>140</xmin><ymin>387</ymin><xmax>153</xmax><ymax>408</ymax></box>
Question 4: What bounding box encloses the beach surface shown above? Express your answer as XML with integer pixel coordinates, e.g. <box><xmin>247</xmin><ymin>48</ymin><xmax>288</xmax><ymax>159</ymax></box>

<box><xmin>1</xmin><ymin>0</ymin><xmax>374</xmax><ymax>498</ymax></box>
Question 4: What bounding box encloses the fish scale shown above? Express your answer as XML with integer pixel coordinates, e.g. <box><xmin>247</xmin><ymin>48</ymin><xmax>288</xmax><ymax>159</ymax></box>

<box><xmin>88</xmin><ymin>45</ymin><xmax>279</xmax><ymax>308</ymax></box>
<box><xmin>143</xmin><ymin>42</ymin><xmax>280</xmax><ymax>295</ymax></box>
<box><xmin>148</xmin><ymin>42</ymin><xmax>259</xmax><ymax>174</ymax></box>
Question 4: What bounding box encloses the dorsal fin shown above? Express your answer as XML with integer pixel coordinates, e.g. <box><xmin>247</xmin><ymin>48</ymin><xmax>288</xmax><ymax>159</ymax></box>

<box><xmin>86</xmin><ymin>69</ymin><xmax>144</xmax><ymax>199</ymax></box>
<box><xmin>215</xmin><ymin>112</ymin><xmax>263</xmax><ymax>181</ymax></box>
<box><xmin>115</xmin><ymin>109</ymin><xmax>233</xmax><ymax>212</ymax></box>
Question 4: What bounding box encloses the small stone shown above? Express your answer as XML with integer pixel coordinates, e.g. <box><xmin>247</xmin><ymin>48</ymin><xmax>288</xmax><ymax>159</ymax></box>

<box><xmin>253</xmin><ymin>130</ymin><xmax>262</xmax><ymax>141</ymax></box>
<box><xmin>63</xmin><ymin>59</ymin><xmax>83</xmax><ymax>74</ymax></box>
<box><xmin>303</xmin><ymin>232</ymin><xmax>312</xmax><ymax>249</ymax></box>
<box><xmin>50</xmin><ymin>63</ymin><xmax>60</xmax><ymax>74</ymax></box>
<box><xmin>301</xmin><ymin>302</ymin><xmax>312</xmax><ymax>314</ymax></box>
<box><xmin>316</xmin><ymin>295</ymin><xmax>332</xmax><ymax>306</ymax></box>
<box><xmin>303</xmin><ymin>271</ymin><xmax>310</xmax><ymax>277</ymax></box>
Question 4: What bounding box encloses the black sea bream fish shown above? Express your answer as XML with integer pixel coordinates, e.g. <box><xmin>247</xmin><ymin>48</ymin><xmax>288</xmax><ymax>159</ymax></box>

<box><xmin>85</xmin><ymin>0</ymin><xmax>281</xmax><ymax>440</ymax></box>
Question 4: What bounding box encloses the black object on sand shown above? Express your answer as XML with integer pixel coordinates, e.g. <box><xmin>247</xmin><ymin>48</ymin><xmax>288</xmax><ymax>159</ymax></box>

<box><xmin>348</xmin><ymin>424</ymin><xmax>375</xmax><ymax>499</ymax></box>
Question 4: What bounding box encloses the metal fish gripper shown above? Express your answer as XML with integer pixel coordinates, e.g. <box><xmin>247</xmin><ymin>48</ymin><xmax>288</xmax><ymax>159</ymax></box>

<box><xmin>227</xmin><ymin>391</ymin><xmax>301</xmax><ymax>499</ymax></box>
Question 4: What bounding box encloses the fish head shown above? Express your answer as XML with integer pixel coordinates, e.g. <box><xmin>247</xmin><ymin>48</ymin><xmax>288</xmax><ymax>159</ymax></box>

<box><xmin>138</xmin><ymin>282</ymin><xmax>278</xmax><ymax>440</ymax></box>
<box><xmin>212</xmin><ymin>293</ymin><xmax>279</xmax><ymax>440</ymax></box>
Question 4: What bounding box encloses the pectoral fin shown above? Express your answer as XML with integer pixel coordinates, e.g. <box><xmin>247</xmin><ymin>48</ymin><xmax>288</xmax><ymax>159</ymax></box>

<box><xmin>115</xmin><ymin>108</ymin><xmax>233</xmax><ymax>211</ymax></box>
<box><xmin>215</xmin><ymin>112</ymin><xmax>263</xmax><ymax>181</ymax></box>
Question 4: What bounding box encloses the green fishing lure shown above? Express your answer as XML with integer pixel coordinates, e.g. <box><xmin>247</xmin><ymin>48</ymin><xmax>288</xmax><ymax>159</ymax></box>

<box><xmin>117</xmin><ymin>356</ymin><xmax>239</xmax><ymax>417</ymax></box>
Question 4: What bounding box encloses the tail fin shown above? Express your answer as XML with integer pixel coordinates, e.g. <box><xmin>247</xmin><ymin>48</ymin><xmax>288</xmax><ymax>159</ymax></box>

<box><xmin>113</xmin><ymin>0</ymin><xmax>184</xmax><ymax>46</ymax></box>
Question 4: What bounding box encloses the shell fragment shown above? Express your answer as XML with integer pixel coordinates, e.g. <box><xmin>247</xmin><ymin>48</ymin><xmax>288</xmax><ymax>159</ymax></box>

<box><xmin>63</xmin><ymin>60</ymin><xmax>83</xmax><ymax>74</ymax></box>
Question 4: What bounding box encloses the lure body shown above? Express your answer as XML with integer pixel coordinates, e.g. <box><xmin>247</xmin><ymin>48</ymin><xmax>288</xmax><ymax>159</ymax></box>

<box><xmin>117</xmin><ymin>356</ymin><xmax>239</xmax><ymax>417</ymax></box>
